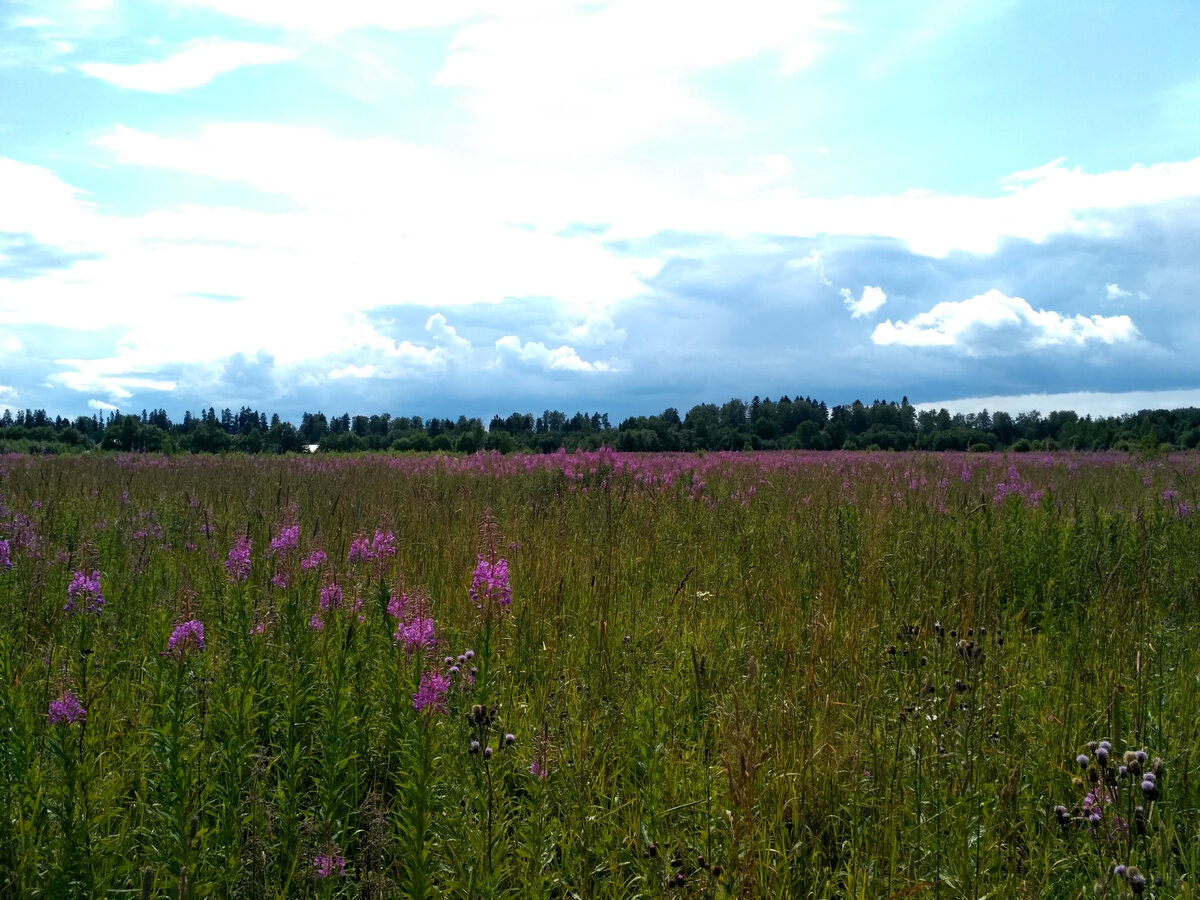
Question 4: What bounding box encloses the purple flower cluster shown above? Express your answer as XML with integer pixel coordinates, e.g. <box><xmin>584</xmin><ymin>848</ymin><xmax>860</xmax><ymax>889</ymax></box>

<box><xmin>395</xmin><ymin>616</ymin><xmax>436</xmax><ymax>654</ymax></box>
<box><xmin>1060</xmin><ymin>740</ymin><xmax>1164</xmax><ymax>848</ymax></box>
<box><xmin>319</xmin><ymin>583</ymin><xmax>343</xmax><ymax>610</ymax></box>
<box><xmin>444</xmin><ymin>648</ymin><xmax>476</xmax><ymax>681</ymax></box>
<box><xmin>65</xmin><ymin>569</ymin><xmax>104</xmax><ymax>613</ymax></box>
<box><xmin>49</xmin><ymin>692</ymin><xmax>86</xmax><ymax>725</ymax></box>
<box><xmin>387</xmin><ymin>592</ymin><xmax>407</xmax><ymax>620</ymax></box>
<box><xmin>167</xmin><ymin>619</ymin><xmax>205</xmax><ymax>656</ymax></box>
<box><xmin>313</xmin><ymin>851</ymin><xmax>346</xmax><ymax>878</ymax></box>
<box><xmin>412</xmin><ymin>668</ymin><xmax>450</xmax><ymax>714</ymax></box>
<box><xmin>469</xmin><ymin>555</ymin><xmax>511</xmax><ymax>610</ymax></box>
<box><xmin>0</xmin><ymin>538</ymin><xmax>11</xmax><ymax>571</ymax></box>
<box><xmin>348</xmin><ymin>529</ymin><xmax>397</xmax><ymax>563</ymax></box>
<box><xmin>270</xmin><ymin>524</ymin><xmax>300</xmax><ymax>552</ymax></box>
<box><xmin>300</xmin><ymin>549</ymin><xmax>327</xmax><ymax>571</ymax></box>
<box><xmin>225</xmin><ymin>535</ymin><xmax>252</xmax><ymax>583</ymax></box>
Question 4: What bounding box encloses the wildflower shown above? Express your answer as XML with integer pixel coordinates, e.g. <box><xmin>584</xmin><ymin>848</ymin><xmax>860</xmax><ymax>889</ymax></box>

<box><xmin>530</xmin><ymin>733</ymin><xmax>551</xmax><ymax>779</ymax></box>
<box><xmin>49</xmin><ymin>692</ymin><xmax>86</xmax><ymax>725</ymax></box>
<box><xmin>348</xmin><ymin>536</ymin><xmax>372</xmax><ymax>563</ymax></box>
<box><xmin>1127</xmin><ymin>868</ymin><xmax>1147</xmax><ymax>894</ymax></box>
<box><xmin>0</xmin><ymin>539</ymin><xmax>10</xmax><ymax>570</ymax></box>
<box><xmin>225</xmin><ymin>535</ymin><xmax>252</xmax><ymax>583</ymax></box>
<box><xmin>1077</xmin><ymin>753</ymin><xmax>1090</xmax><ymax>768</ymax></box>
<box><xmin>396</xmin><ymin>617</ymin><xmax>436</xmax><ymax>653</ymax></box>
<box><xmin>300</xmin><ymin>549</ymin><xmax>327</xmax><ymax>571</ymax></box>
<box><xmin>65</xmin><ymin>570</ymin><xmax>104</xmax><ymax>613</ymax></box>
<box><xmin>319</xmin><ymin>583</ymin><xmax>343</xmax><ymax>610</ymax></box>
<box><xmin>505</xmin><ymin>733</ymin><xmax>516</xmax><ymax>746</ymax></box>
<box><xmin>413</xmin><ymin>669</ymin><xmax>450</xmax><ymax>714</ymax></box>
<box><xmin>313</xmin><ymin>851</ymin><xmax>346</xmax><ymax>878</ymax></box>
<box><xmin>387</xmin><ymin>593</ymin><xmax>407</xmax><ymax>619</ymax></box>
<box><xmin>167</xmin><ymin>619</ymin><xmax>205</xmax><ymax>656</ymax></box>
<box><xmin>370</xmin><ymin>529</ymin><xmax>396</xmax><ymax>558</ymax></box>
<box><xmin>308</xmin><ymin>614</ymin><xmax>324</xmax><ymax>632</ymax></box>
<box><xmin>470</xmin><ymin>555</ymin><xmax>511</xmax><ymax>609</ymax></box>
<box><xmin>270</xmin><ymin>524</ymin><xmax>299</xmax><ymax>552</ymax></box>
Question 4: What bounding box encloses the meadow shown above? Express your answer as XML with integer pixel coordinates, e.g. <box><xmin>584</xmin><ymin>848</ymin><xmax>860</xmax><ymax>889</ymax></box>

<box><xmin>1</xmin><ymin>448</ymin><xmax>1198</xmax><ymax>898</ymax></box>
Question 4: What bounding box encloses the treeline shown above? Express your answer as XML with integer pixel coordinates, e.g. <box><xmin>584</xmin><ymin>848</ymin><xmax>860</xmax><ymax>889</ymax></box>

<box><xmin>2</xmin><ymin>396</ymin><xmax>1200</xmax><ymax>455</ymax></box>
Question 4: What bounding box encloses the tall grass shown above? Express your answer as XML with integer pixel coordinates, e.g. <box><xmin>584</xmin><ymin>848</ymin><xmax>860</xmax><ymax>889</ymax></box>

<box><xmin>0</xmin><ymin>449</ymin><xmax>1197</xmax><ymax>897</ymax></box>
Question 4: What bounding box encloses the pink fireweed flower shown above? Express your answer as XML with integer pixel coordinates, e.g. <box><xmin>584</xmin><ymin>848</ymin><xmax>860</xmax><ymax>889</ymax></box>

<box><xmin>412</xmin><ymin>669</ymin><xmax>450</xmax><ymax>714</ymax></box>
<box><xmin>0</xmin><ymin>538</ymin><xmax>10</xmax><ymax>570</ymax></box>
<box><xmin>469</xmin><ymin>555</ymin><xmax>511</xmax><ymax>609</ymax></box>
<box><xmin>49</xmin><ymin>692</ymin><xmax>86</xmax><ymax>725</ymax></box>
<box><xmin>167</xmin><ymin>619</ymin><xmax>205</xmax><ymax>657</ymax></box>
<box><xmin>387</xmin><ymin>592</ymin><xmax>407</xmax><ymax>620</ymax></box>
<box><xmin>270</xmin><ymin>524</ymin><xmax>300</xmax><ymax>552</ymax></box>
<box><xmin>300</xmin><ymin>549</ymin><xmax>327</xmax><ymax>571</ymax></box>
<box><xmin>319</xmin><ymin>583</ymin><xmax>343</xmax><ymax>610</ymax></box>
<box><xmin>530</xmin><ymin>734</ymin><xmax>552</xmax><ymax>780</ymax></box>
<box><xmin>225</xmin><ymin>535</ymin><xmax>252</xmax><ymax>583</ymax></box>
<box><xmin>308</xmin><ymin>613</ymin><xmax>324</xmax><ymax>632</ymax></box>
<box><xmin>271</xmin><ymin>571</ymin><xmax>290</xmax><ymax>590</ymax></box>
<box><xmin>313</xmin><ymin>851</ymin><xmax>346</xmax><ymax>878</ymax></box>
<box><xmin>347</xmin><ymin>536</ymin><xmax>372</xmax><ymax>563</ymax></box>
<box><xmin>370</xmin><ymin>529</ymin><xmax>396</xmax><ymax>558</ymax></box>
<box><xmin>65</xmin><ymin>569</ymin><xmax>104</xmax><ymax>613</ymax></box>
<box><xmin>395</xmin><ymin>617</ymin><xmax>436</xmax><ymax>653</ymax></box>
<box><xmin>349</xmin><ymin>529</ymin><xmax>397</xmax><ymax>564</ymax></box>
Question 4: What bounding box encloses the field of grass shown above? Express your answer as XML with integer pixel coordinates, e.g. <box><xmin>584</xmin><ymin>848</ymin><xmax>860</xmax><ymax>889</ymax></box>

<box><xmin>1</xmin><ymin>449</ymin><xmax>1198</xmax><ymax>898</ymax></box>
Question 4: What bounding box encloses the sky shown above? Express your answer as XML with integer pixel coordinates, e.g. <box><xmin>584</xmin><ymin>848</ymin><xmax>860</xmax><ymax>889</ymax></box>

<box><xmin>1</xmin><ymin>0</ymin><xmax>1199</xmax><ymax>425</ymax></box>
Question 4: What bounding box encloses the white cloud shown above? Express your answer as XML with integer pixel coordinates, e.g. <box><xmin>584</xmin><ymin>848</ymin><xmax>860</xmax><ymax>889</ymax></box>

<box><xmin>786</xmin><ymin>249</ymin><xmax>831</xmax><ymax>285</ymax></box>
<box><xmin>425</xmin><ymin>312</ymin><xmax>470</xmax><ymax>350</ymax></box>
<box><xmin>840</xmin><ymin>284</ymin><xmax>886</xmax><ymax>318</ymax></box>
<box><xmin>329</xmin><ymin>364</ymin><xmax>376</xmax><ymax>379</ymax></box>
<box><xmin>52</xmin><ymin>357</ymin><xmax>178</xmax><ymax>400</ymax></box>
<box><xmin>705</xmin><ymin>155</ymin><xmax>794</xmax><ymax>196</ymax></box>
<box><xmin>436</xmin><ymin>2</ymin><xmax>842</xmax><ymax>156</ymax></box>
<box><xmin>173</xmin><ymin>0</ymin><xmax>500</xmax><ymax>38</ymax></box>
<box><xmin>567</xmin><ymin>313</ymin><xmax>626</xmax><ymax>345</ymax></box>
<box><xmin>89</xmin><ymin>120</ymin><xmax>1200</xmax><ymax>260</ymax></box>
<box><xmin>1106</xmin><ymin>283</ymin><xmax>1132</xmax><ymax>299</ymax></box>
<box><xmin>872</xmin><ymin>289</ymin><xmax>1139</xmax><ymax>355</ymax></box>
<box><xmin>87</xmin><ymin>398</ymin><xmax>118</xmax><ymax>411</ymax></box>
<box><xmin>495</xmin><ymin>335</ymin><xmax>612</xmax><ymax>373</ymax></box>
<box><xmin>79</xmin><ymin>39</ymin><xmax>299</xmax><ymax>92</ymax></box>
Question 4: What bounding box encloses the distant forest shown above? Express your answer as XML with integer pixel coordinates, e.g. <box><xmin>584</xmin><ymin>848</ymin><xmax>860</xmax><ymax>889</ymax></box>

<box><xmin>3</xmin><ymin>395</ymin><xmax>1200</xmax><ymax>455</ymax></box>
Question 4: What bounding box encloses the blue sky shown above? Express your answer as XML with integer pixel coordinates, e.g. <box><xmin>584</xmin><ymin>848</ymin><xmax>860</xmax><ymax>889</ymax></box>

<box><xmin>2</xmin><ymin>0</ymin><xmax>1199</xmax><ymax>424</ymax></box>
